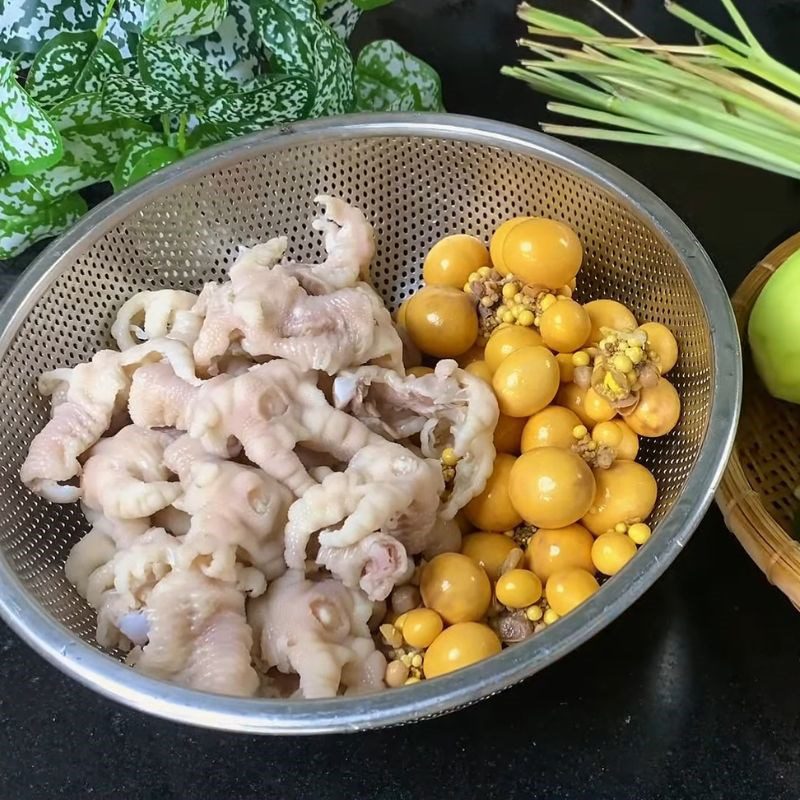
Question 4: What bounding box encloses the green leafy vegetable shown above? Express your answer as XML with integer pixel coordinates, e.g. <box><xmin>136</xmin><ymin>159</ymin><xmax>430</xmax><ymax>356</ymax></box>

<box><xmin>0</xmin><ymin>58</ymin><xmax>63</xmax><ymax>175</ymax></box>
<box><xmin>25</xmin><ymin>31</ymin><xmax>123</xmax><ymax>107</ymax></box>
<box><xmin>0</xmin><ymin>0</ymin><xmax>443</xmax><ymax>258</ymax></box>
<box><xmin>253</xmin><ymin>0</ymin><xmax>354</xmax><ymax>114</ymax></box>
<box><xmin>123</xmin><ymin>143</ymin><xmax>183</xmax><ymax>185</ymax></box>
<box><xmin>254</xmin><ymin>0</ymin><xmax>317</xmax><ymax>75</ymax></box>
<box><xmin>49</xmin><ymin>92</ymin><xmax>124</xmax><ymax>129</ymax></box>
<box><xmin>354</xmin><ymin>39</ymin><xmax>444</xmax><ymax>111</ymax></box>
<box><xmin>183</xmin><ymin>122</ymin><xmax>230</xmax><ymax>151</ymax></box>
<box><xmin>310</xmin><ymin>21</ymin><xmax>354</xmax><ymax>114</ymax></box>
<box><xmin>38</xmin><ymin>119</ymin><xmax>151</xmax><ymax>197</ymax></box>
<box><xmin>0</xmin><ymin>192</ymin><xmax>87</xmax><ymax>258</ymax></box>
<box><xmin>205</xmin><ymin>74</ymin><xmax>313</xmax><ymax>130</ymax></box>
<box><xmin>101</xmin><ymin>72</ymin><xmax>183</xmax><ymax>118</ymax></box>
<box><xmin>0</xmin><ymin>171</ymin><xmax>48</xmax><ymax>216</ymax></box>
<box><xmin>0</xmin><ymin>0</ymin><xmax>100</xmax><ymax>58</ymax></box>
<box><xmin>185</xmin><ymin>0</ymin><xmax>258</xmax><ymax>81</ymax></box>
<box><xmin>141</xmin><ymin>0</ymin><xmax>227</xmax><ymax>40</ymax></box>
<box><xmin>320</xmin><ymin>0</ymin><xmax>361</xmax><ymax>41</ymax></box>
<box><xmin>113</xmin><ymin>131</ymin><xmax>167</xmax><ymax>189</ymax></box>
<box><xmin>0</xmin><ymin>0</ymin><xmax>139</xmax><ymax>61</ymax></box>
<box><xmin>137</xmin><ymin>36</ymin><xmax>236</xmax><ymax>108</ymax></box>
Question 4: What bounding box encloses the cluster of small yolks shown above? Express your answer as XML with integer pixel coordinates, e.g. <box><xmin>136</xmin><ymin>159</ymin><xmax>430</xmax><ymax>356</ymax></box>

<box><xmin>384</xmin><ymin>219</ymin><xmax>680</xmax><ymax>687</ymax></box>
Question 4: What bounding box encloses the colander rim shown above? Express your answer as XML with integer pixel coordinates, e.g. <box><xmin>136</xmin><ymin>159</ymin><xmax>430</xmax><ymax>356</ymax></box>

<box><xmin>0</xmin><ymin>112</ymin><xmax>742</xmax><ymax>734</ymax></box>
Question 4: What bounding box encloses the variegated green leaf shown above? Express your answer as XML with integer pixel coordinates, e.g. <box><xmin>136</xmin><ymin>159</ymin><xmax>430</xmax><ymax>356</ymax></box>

<box><xmin>123</xmin><ymin>143</ymin><xmax>183</xmax><ymax>186</ymax></box>
<box><xmin>354</xmin><ymin>39</ymin><xmax>443</xmax><ymax>112</ymax></box>
<box><xmin>253</xmin><ymin>0</ymin><xmax>316</xmax><ymax>76</ymax></box>
<box><xmin>0</xmin><ymin>58</ymin><xmax>63</xmax><ymax>176</ymax></box>
<box><xmin>0</xmin><ymin>192</ymin><xmax>87</xmax><ymax>259</ymax></box>
<box><xmin>310</xmin><ymin>23</ymin><xmax>353</xmax><ymax>115</ymax></box>
<box><xmin>205</xmin><ymin>74</ymin><xmax>312</xmax><ymax>130</ymax></box>
<box><xmin>0</xmin><ymin>172</ymin><xmax>47</xmax><ymax>216</ymax></box>
<box><xmin>142</xmin><ymin>0</ymin><xmax>228</xmax><ymax>40</ymax></box>
<box><xmin>0</xmin><ymin>0</ymin><xmax>97</xmax><ymax>57</ymax></box>
<box><xmin>77</xmin><ymin>40</ymin><xmax>123</xmax><ymax>93</ymax></box>
<box><xmin>48</xmin><ymin>92</ymin><xmax>112</xmax><ymax>130</ymax></box>
<box><xmin>184</xmin><ymin>122</ymin><xmax>230</xmax><ymax>152</ymax></box>
<box><xmin>320</xmin><ymin>0</ymin><xmax>362</xmax><ymax>41</ymax></box>
<box><xmin>38</xmin><ymin>120</ymin><xmax>152</xmax><ymax>197</ymax></box>
<box><xmin>185</xmin><ymin>0</ymin><xmax>258</xmax><ymax>82</ymax></box>
<box><xmin>254</xmin><ymin>0</ymin><xmax>353</xmax><ymax>114</ymax></box>
<box><xmin>138</xmin><ymin>37</ymin><xmax>238</xmax><ymax>109</ymax></box>
<box><xmin>25</xmin><ymin>31</ymin><xmax>123</xmax><ymax>108</ymax></box>
<box><xmin>102</xmin><ymin>72</ymin><xmax>183</xmax><ymax>119</ymax></box>
<box><xmin>0</xmin><ymin>0</ymin><xmax>139</xmax><ymax>60</ymax></box>
<box><xmin>113</xmin><ymin>132</ymin><xmax>168</xmax><ymax>190</ymax></box>
<box><xmin>105</xmin><ymin>0</ymin><xmax>143</xmax><ymax>58</ymax></box>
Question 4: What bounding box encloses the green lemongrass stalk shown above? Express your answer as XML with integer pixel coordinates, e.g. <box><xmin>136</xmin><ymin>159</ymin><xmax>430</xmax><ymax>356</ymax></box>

<box><xmin>547</xmin><ymin>83</ymin><xmax>797</xmax><ymax>166</ymax></box>
<box><xmin>546</xmin><ymin>102</ymin><xmax>666</xmax><ymax>134</ymax></box>
<box><xmin>502</xmin><ymin>65</ymin><xmax>800</xmax><ymax>175</ymax></box>
<box><xmin>589</xmin><ymin>73</ymin><xmax>800</xmax><ymax>156</ymax></box>
<box><xmin>519</xmin><ymin>32</ymin><xmax>800</xmax><ymax>129</ymax></box>
<box><xmin>523</xmin><ymin>28</ymin><xmax>800</xmax><ymax>125</ymax></box>
<box><xmin>663</xmin><ymin>1</ymin><xmax>750</xmax><ymax>55</ymax></box>
<box><xmin>664</xmin><ymin>1</ymin><xmax>800</xmax><ymax>101</ymax></box>
<box><xmin>516</xmin><ymin>60</ymin><xmax>800</xmax><ymax>153</ymax></box>
<box><xmin>539</xmin><ymin>123</ymin><xmax>800</xmax><ymax>180</ymax></box>
<box><xmin>506</xmin><ymin>0</ymin><xmax>800</xmax><ymax>179</ymax></box>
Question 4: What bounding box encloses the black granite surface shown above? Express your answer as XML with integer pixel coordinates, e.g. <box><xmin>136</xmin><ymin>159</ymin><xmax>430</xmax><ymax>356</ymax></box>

<box><xmin>2</xmin><ymin>1</ymin><xmax>800</xmax><ymax>798</ymax></box>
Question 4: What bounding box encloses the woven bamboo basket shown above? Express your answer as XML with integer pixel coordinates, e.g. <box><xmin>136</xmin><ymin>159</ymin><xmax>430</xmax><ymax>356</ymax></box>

<box><xmin>718</xmin><ymin>232</ymin><xmax>800</xmax><ymax>609</ymax></box>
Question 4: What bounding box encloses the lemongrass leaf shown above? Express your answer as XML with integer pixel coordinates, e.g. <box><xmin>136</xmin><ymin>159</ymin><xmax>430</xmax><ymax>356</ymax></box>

<box><xmin>605</xmin><ymin>74</ymin><xmax>800</xmax><ymax>151</ymax></box>
<box><xmin>517</xmin><ymin>5</ymin><xmax>600</xmax><ymax>38</ymax></box>
<box><xmin>546</xmin><ymin>101</ymin><xmax>665</xmax><ymax>134</ymax></box>
<box><xmin>585</xmin><ymin>0</ymin><xmax>646</xmax><ymax>38</ymax></box>
<box><xmin>501</xmin><ymin>65</ymin><xmax>610</xmax><ymax>107</ymax></box>
<box><xmin>517</xmin><ymin>39</ymin><xmax>800</xmax><ymax>131</ymax></box>
<box><xmin>540</xmin><ymin>123</ymin><xmax>800</xmax><ymax>180</ymax></box>
<box><xmin>663</xmin><ymin>2</ymin><xmax>750</xmax><ymax>56</ymax></box>
<box><xmin>661</xmin><ymin>56</ymin><xmax>800</xmax><ymax>125</ymax></box>
<box><xmin>718</xmin><ymin>0</ymin><xmax>761</xmax><ymax>52</ymax></box>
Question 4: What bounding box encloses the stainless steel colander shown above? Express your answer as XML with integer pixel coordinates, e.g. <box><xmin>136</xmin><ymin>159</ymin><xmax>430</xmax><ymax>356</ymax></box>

<box><xmin>0</xmin><ymin>114</ymin><xmax>741</xmax><ymax>734</ymax></box>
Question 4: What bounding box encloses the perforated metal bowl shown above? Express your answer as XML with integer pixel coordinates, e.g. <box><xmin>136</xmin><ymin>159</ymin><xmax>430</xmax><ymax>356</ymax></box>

<box><xmin>0</xmin><ymin>114</ymin><xmax>740</xmax><ymax>733</ymax></box>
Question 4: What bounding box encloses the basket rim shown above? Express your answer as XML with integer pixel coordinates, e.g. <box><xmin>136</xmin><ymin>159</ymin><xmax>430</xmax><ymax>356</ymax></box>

<box><xmin>717</xmin><ymin>231</ymin><xmax>800</xmax><ymax>602</ymax></box>
<box><xmin>0</xmin><ymin>112</ymin><xmax>742</xmax><ymax>734</ymax></box>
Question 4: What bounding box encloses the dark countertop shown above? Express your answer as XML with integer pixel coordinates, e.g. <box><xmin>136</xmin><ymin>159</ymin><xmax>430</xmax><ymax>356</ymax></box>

<box><xmin>2</xmin><ymin>1</ymin><xmax>800</xmax><ymax>798</ymax></box>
